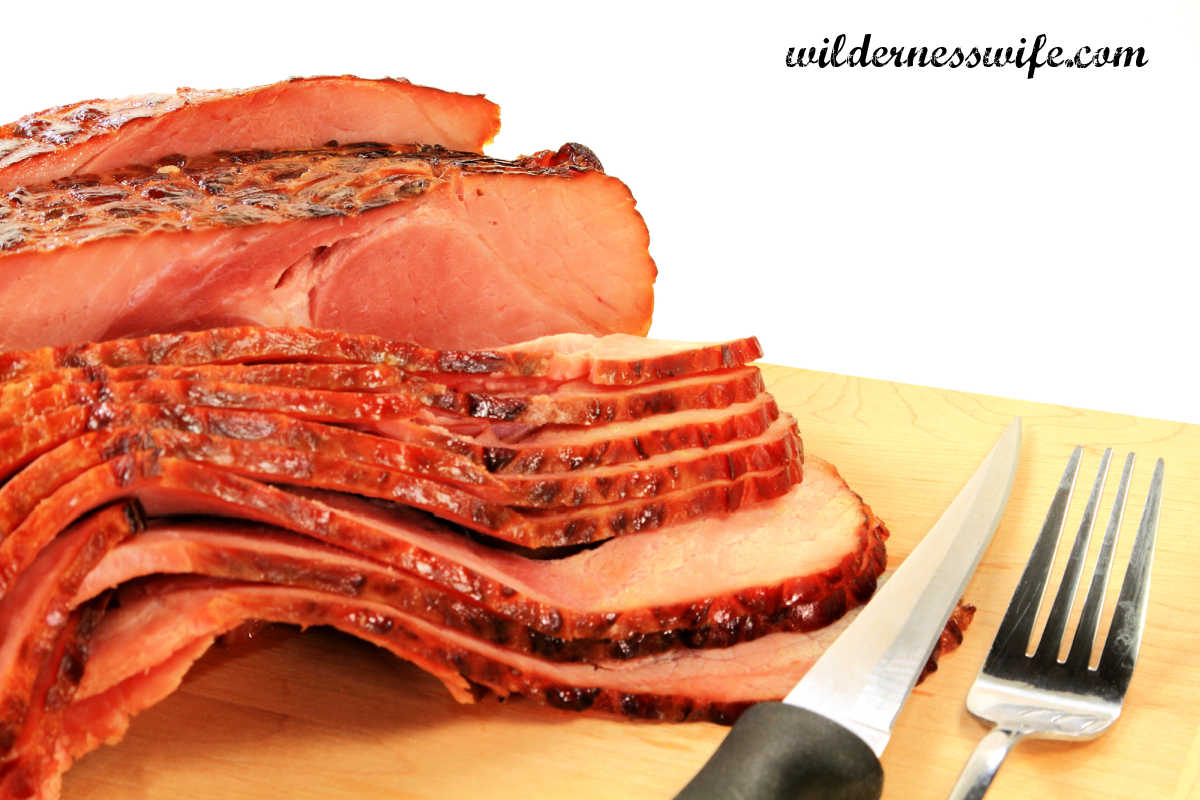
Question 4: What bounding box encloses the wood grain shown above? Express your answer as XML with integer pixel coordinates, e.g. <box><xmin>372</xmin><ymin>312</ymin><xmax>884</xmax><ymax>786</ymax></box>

<box><xmin>60</xmin><ymin>364</ymin><xmax>1200</xmax><ymax>799</ymax></box>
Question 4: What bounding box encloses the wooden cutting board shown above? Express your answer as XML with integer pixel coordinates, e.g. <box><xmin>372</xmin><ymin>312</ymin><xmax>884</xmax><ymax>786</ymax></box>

<box><xmin>60</xmin><ymin>364</ymin><xmax>1200</xmax><ymax>800</ymax></box>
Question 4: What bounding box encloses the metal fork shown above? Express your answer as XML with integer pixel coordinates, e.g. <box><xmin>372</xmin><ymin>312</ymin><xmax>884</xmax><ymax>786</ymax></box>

<box><xmin>948</xmin><ymin>447</ymin><xmax>1164</xmax><ymax>799</ymax></box>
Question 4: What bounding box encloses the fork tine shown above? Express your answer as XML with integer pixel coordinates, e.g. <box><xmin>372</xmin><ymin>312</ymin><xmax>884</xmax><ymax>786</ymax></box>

<box><xmin>987</xmin><ymin>446</ymin><xmax>1082</xmax><ymax>660</ymax></box>
<box><xmin>1031</xmin><ymin>449</ymin><xmax>1112</xmax><ymax>668</ymax></box>
<box><xmin>1064</xmin><ymin>452</ymin><xmax>1134</xmax><ymax>672</ymax></box>
<box><xmin>1097</xmin><ymin>458</ymin><xmax>1163</xmax><ymax>693</ymax></box>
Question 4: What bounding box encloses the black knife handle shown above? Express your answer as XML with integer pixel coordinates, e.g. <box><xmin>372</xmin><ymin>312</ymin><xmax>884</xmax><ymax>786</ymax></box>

<box><xmin>673</xmin><ymin>702</ymin><xmax>883</xmax><ymax>800</ymax></box>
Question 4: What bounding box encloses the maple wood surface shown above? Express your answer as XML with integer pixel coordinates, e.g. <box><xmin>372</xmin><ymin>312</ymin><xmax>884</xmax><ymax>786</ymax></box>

<box><xmin>61</xmin><ymin>364</ymin><xmax>1200</xmax><ymax>799</ymax></box>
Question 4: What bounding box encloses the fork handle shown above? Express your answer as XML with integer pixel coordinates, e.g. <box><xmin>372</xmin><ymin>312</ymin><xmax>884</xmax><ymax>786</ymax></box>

<box><xmin>947</xmin><ymin>727</ymin><xmax>1025</xmax><ymax>800</ymax></box>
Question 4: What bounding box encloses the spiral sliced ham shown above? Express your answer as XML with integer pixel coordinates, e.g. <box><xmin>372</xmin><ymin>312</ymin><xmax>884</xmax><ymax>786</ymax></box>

<box><xmin>0</xmin><ymin>324</ymin><xmax>977</xmax><ymax>800</ymax></box>
<box><xmin>0</xmin><ymin>74</ymin><xmax>973</xmax><ymax>800</ymax></box>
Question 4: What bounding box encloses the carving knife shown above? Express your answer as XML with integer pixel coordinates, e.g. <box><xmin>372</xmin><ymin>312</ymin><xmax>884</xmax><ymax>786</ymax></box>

<box><xmin>674</xmin><ymin>417</ymin><xmax>1022</xmax><ymax>800</ymax></box>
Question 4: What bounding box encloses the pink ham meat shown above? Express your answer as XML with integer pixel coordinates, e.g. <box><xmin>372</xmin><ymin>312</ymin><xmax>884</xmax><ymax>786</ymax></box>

<box><xmin>0</xmin><ymin>76</ymin><xmax>500</xmax><ymax>193</ymax></box>
<box><xmin>22</xmin><ymin>633</ymin><xmax>207</xmax><ymax>800</ymax></box>
<box><xmin>68</xmin><ymin>574</ymin><xmax>971</xmax><ymax>732</ymax></box>
<box><xmin>0</xmin><ymin>143</ymin><xmax>656</xmax><ymax>351</ymax></box>
<box><xmin>483</xmin><ymin>333</ymin><xmax>763</xmax><ymax>386</ymax></box>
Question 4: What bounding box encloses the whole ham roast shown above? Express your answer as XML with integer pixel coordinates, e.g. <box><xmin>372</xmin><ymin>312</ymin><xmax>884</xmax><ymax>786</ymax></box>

<box><xmin>0</xmin><ymin>78</ymin><xmax>654</xmax><ymax>351</ymax></box>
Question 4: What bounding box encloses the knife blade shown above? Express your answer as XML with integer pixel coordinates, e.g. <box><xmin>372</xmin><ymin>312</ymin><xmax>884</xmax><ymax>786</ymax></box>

<box><xmin>673</xmin><ymin>417</ymin><xmax>1022</xmax><ymax>800</ymax></box>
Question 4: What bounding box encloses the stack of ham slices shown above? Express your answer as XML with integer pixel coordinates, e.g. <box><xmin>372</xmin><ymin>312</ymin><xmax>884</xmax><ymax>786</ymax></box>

<box><xmin>0</xmin><ymin>326</ymin><xmax>911</xmax><ymax>796</ymax></box>
<box><xmin>0</xmin><ymin>77</ymin><xmax>968</xmax><ymax>798</ymax></box>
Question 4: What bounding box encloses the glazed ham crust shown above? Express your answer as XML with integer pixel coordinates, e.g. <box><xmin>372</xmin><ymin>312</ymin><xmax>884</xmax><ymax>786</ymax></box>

<box><xmin>0</xmin><ymin>76</ymin><xmax>501</xmax><ymax>192</ymax></box>
<box><xmin>0</xmin><ymin>144</ymin><xmax>656</xmax><ymax>351</ymax></box>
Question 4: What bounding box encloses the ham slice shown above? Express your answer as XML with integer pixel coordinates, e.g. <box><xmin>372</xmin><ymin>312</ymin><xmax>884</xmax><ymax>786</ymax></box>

<box><xmin>1</xmin><ymin>575</ymin><xmax>969</xmax><ymax>799</ymax></box>
<box><xmin>0</xmin><ymin>143</ymin><xmax>655</xmax><ymax>351</ymax></box>
<box><xmin>0</xmin><ymin>506</ymin><xmax>136</xmax><ymax>761</ymax></box>
<box><xmin>0</xmin><ymin>76</ymin><xmax>500</xmax><ymax>192</ymax></box>
<box><xmin>0</xmin><ymin>458</ymin><xmax>886</xmax><ymax>794</ymax></box>
<box><xmin>66</xmin><ymin>457</ymin><xmax>877</xmax><ymax>659</ymax></box>
<box><xmin>73</xmin><ymin>574</ymin><xmax>890</xmax><ymax>725</ymax></box>
<box><xmin>0</xmin><ymin>600</ymin><xmax>107</xmax><ymax>800</ymax></box>
<box><xmin>73</xmin><ymin>577</ymin><xmax>858</xmax><ymax>720</ymax></box>
<box><xmin>485</xmin><ymin>333</ymin><xmax>763</xmax><ymax>386</ymax></box>
<box><xmin>33</xmin><ymin>602</ymin><xmax>969</xmax><ymax>799</ymax></box>
<box><xmin>0</xmin><ymin>394</ymin><xmax>783</xmax><ymax>493</ymax></box>
<box><xmin>0</xmin><ymin>413</ymin><xmax>800</xmax><ymax>558</ymax></box>
<box><xmin>0</xmin><ymin>327</ymin><xmax>761</xmax><ymax>388</ymax></box>
<box><xmin>0</xmin><ymin>459</ymin><xmax>872</xmax><ymax>661</ymax></box>
<box><xmin>0</xmin><ymin>364</ymin><xmax>764</xmax><ymax>432</ymax></box>
<box><xmin>0</xmin><ymin>449</ymin><xmax>801</xmax><ymax>589</ymax></box>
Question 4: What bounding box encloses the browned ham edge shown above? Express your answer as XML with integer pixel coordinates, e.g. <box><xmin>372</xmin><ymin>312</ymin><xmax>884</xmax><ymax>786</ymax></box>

<box><xmin>0</xmin><ymin>76</ymin><xmax>501</xmax><ymax>192</ymax></box>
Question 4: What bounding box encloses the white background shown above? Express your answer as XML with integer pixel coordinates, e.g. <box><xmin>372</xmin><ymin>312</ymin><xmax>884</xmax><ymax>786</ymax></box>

<box><xmin>4</xmin><ymin>0</ymin><xmax>1197</xmax><ymax>423</ymax></box>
